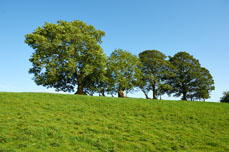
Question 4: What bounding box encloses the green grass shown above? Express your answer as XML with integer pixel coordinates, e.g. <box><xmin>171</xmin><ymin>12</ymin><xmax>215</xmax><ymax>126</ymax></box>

<box><xmin>0</xmin><ymin>92</ymin><xmax>229</xmax><ymax>152</ymax></box>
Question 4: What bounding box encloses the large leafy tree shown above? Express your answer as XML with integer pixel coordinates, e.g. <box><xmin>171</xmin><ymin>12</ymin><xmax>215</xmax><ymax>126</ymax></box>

<box><xmin>168</xmin><ymin>52</ymin><xmax>203</xmax><ymax>101</ymax></box>
<box><xmin>138</xmin><ymin>50</ymin><xmax>174</xmax><ymax>99</ymax></box>
<box><xmin>25</xmin><ymin>20</ymin><xmax>106</xmax><ymax>95</ymax></box>
<box><xmin>220</xmin><ymin>91</ymin><xmax>229</xmax><ymax>103</ymax></box>
<box><xmin>107</xmin><ymin>49</ymin><xmax>142</xmax><ymax>97</ymax></box>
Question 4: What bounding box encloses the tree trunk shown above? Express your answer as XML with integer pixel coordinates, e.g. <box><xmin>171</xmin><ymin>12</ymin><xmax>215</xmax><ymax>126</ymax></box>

<box><xmin>152</xmin><ymin>85</ymin><xmax>157</xmax><ymax>99</ymax></box>
<box><xmin>182</xmin><ymin>92</ymin><xmax>187</xmax><ymax>101</ymax></box>
<box><xmin>101</xmin><ymin>90</ymin><xmax>105</xmax><ymax>96</ymax></box>
<box><xmin>142</xmin><ymin>89</ymin><xmax>149</xmax><ymax>99</ymax></box>
<box><xmin>75</xmin><ymin>69</ymin><xmax>86</xmax><ymax>95</ymax></box>
<box><xmin>118</xmin><ymin>90</ymin><xmax>125</xmax><ymax>98</ymax></box>
<box><xmin>75</xmin><ymin>79</ymin><xmax>86</xmax><ymax>95</ymax></box>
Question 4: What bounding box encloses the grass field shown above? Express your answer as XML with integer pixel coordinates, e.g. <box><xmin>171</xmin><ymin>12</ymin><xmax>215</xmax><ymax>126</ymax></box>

<box><xmin>0</xmin><ymin>92</ymin><xmax>228</xmax><ymax>151</ymax></box>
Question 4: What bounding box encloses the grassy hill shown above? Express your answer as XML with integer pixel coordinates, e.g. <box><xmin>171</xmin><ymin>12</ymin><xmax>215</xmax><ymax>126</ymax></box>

<box><xmin>0</xmin><ymin>92</ymin><xmax>228</xmax><ymax>152</ymax></box>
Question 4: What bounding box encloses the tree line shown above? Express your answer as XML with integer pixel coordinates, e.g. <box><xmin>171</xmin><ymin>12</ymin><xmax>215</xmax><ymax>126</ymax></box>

<box><xmin>25</xmin><ymin>20</ymin><xmax>215</xmax><ymax>101</ymax></box>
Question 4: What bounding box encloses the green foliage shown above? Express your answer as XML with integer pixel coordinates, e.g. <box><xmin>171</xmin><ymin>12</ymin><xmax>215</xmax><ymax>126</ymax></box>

<box><xmin>25</xmin><ymin>20</ymin><xmax>106</xmax><ymax>94</ymax></box>
<box><xmin>168</xmin><ymin>52</ymin><xmax>214</xmax><ymax>101</ymax></box>
<box><xmin>0</xmin><ymin>92</ymin><xmax>229</xmax><ymax>151</ymax></box>
<box><xmin>138</xmin><ymin>50</ymin><xmax>174</xmax><ymax>99</ymax></box>
<box><xmin>107</xmin><ymin>49</ymin><xmax>142</xmax><ymax>97</ymax></box>
<box><xmin>220</xmin><ymin>91</ymin><xmax>229</xmax><ymax>103</ymax></box>
<box><xmin>190</xmin><ymin>67</ymin><xmax>215</xmax><ymax>101</ymax></box>
<box><xmin>24</xmin><ymin>20</ymin><xmax>215</xmax><ymax>100</ymax></box>
<box><xmin>24</xmin><ymin>20</ymin><xmax>215</xmax><ymax>99</ymax></box>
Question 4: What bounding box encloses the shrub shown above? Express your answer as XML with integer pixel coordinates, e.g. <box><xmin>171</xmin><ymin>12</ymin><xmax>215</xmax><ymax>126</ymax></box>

<box><xmin>220</xmin><ymin>91</ymin><xmax>229</xmax><ymax>103</ymax></box>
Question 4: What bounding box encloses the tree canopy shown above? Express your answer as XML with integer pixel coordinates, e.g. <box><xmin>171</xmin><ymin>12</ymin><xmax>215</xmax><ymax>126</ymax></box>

<box><xmin>168</xmin><ymin>52</ymin><xmax>214</xmax><ymax>101</ymax></box>
<box><xmin>25</xmin><ymin>20</ymin><xmax>106</xmax><ymax>95</ymax></box>
<box><xmin>189</xmin><ymin>67</ymin><xmax>215</xmax><ymax>101</ymax></box>
<box><xmin>107</xmin><ymin>49</ymin><xmax>142</xmax><ymax>97</ymax></box>
<box><xmin>25</xmin><ymin>20</ymin><xmax>215</xmax><ymax>101</ymax></box>
<box><xmin>138</xmin><ymin>50</ymin><xmax>174</xmax><ymax>99</ymax></box>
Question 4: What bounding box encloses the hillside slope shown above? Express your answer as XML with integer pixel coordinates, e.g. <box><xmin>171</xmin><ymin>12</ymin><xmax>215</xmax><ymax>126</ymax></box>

<box><xmin>0</xmin><ymin>93</ymin><xmax>228</xmax><ymax>151</ymax></box>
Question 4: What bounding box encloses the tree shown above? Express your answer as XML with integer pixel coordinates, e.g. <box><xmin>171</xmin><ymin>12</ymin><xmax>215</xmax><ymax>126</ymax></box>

<box><xmin>138</xmin><ymin>77</ymin><xmax>151</xmax><ymax>99</ymax></box>
<box><xmin>83</xmin><ymin>67</ymin><xmax>108</xmax><ymax>96</ymax></box>
<box><xmin>107</xmin><ymin>49</ymin><xmax>142</xmax><ymax>97</ymax></box>
<box><xmin>25</xmin><ymin>20</ymin><xmax>106</xmax><ymax>95</ymax></box>
<box><xmin>138</xmin><ymin>50</ymin><xmax>174</xmax><ymax>99</ymax></box>
<box><xmin>220</xmin><ymin>91</ymin><xmax>229</xmax><ymax>103</ymax></box>
<box><xmin>168</xmin><ymin>52</ymin><xmax>203</xmax><ymax>101</ymax></box>
<box><xmin>157</xmin><ymin>84</ymin><xmax>173</xmax><ymax>100</ymax></box>
<box><xmin>190</xmin><ymin>67</ymin><xmax>215</xmax><ymax>101</ymax></box>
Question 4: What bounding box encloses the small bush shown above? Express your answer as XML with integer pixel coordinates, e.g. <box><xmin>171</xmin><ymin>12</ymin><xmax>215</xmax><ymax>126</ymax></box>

<box><xmin>220</xmin><ymin>91</ymin><xmax>229</xmax><ymax>103</ymax></box>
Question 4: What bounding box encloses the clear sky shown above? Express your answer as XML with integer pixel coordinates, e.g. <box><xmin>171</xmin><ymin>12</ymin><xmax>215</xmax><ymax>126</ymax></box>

<box><xmin>0</xmin><ymin>0</ymin><xmax>228</xmax><ymax>102</ymax></box>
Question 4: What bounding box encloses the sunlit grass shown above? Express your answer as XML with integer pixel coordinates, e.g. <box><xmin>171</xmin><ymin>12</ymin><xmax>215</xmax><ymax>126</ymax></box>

<box><xmin>0</xmin><ymin>92</ymin><xmax>228</xmax><ymax>151</ymax></box>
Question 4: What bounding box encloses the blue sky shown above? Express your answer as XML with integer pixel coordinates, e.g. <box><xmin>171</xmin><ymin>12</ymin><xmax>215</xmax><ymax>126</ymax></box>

<box><xmin>0</xmin><ymin>0</ymin><xmax>228</xmax><ymax>101</ymax></box>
